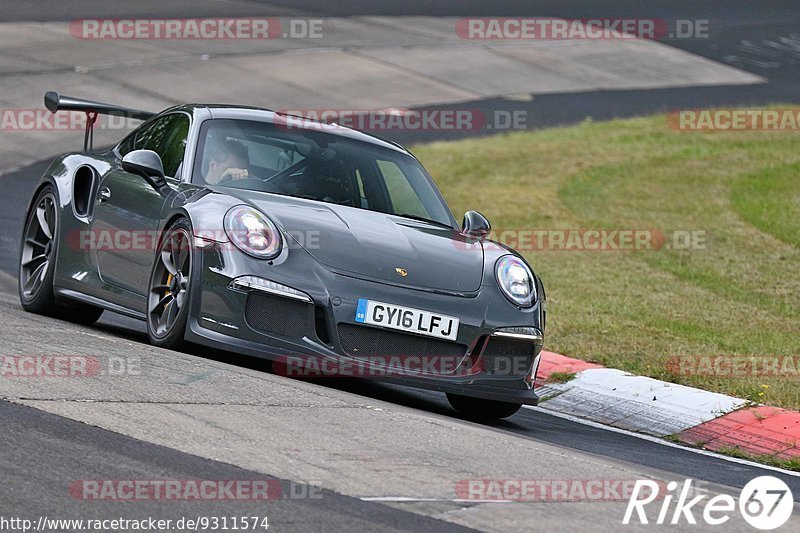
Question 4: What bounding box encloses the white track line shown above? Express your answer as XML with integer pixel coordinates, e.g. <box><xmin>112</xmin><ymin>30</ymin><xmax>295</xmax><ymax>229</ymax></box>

<box><xmin>525</xmin><ymin>405</ymin><xmax>800</xmax><ymax>477</ymax></box>
<box><xmin>361</xmin><ymin>497</ymin><xmax>513</xmax><ymax>503</ymax></box>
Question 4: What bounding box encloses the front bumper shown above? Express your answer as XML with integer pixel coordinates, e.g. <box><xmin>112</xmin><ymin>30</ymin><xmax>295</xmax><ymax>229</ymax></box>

<box><xmin>186</xmin><ymin>240</ymin><xmax>544</xmax><ymax>405</ymax></box>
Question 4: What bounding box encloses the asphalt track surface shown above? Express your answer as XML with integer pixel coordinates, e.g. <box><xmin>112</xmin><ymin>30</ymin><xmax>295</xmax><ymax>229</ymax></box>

<box><xmin>1</xmin><ymin>401</ymin><xmax>472</xmax><ymax>533</ymax></box>
<box><xmin>3</xmin><ymin>1</ymin><xmax>799</xmax><ymax>143</ymax></box>
<box><xmin>2</xmin><ymin>2</ymin><xmax>800</xmax><ymax>531</ymax></box>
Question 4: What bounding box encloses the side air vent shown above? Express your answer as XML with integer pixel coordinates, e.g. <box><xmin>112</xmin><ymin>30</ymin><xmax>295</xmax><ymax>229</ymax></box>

<box><xmin>73</xmin><ymin>166</ymin><xmax>96</xmax><ymax>218</ymax></box>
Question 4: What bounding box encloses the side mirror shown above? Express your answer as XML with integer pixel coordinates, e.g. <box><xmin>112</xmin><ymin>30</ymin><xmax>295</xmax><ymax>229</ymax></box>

<box><xmin>122</xmin><ymin>150</ymin><xmax>170</xmax><ymax>195</ymax></box>
<box><xmin>462</xmin><ymin>210</ymin><xmax>491</xmax><ymax>238</ymax></box>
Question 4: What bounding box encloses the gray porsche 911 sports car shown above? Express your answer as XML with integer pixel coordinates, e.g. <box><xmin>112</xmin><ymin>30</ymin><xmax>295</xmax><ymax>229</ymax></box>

<box><xmin>19</xmin><ymin>91</ymin><xmax>546</xmax><ymax>419</ymax></box>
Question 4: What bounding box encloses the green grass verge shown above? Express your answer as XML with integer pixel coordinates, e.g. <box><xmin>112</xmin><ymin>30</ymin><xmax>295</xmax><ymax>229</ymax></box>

<box><xmin>411</xmin><ymin>109</ymin><xmax>800</xmax><ymax>410</ymax></box>
<box><xmin>711</xmin><ymin>447</ymin><xmax>800</xmax><ymax>472</ymax></box>
<box><xmin>546</xmin><ymin>372</ymin><xmax>577</xmax><ymax>384</ymax></box>
<box><xmin>663</xmin><ymin>436</ymin><xmax>800</xmax><ymax>471</ymax></box>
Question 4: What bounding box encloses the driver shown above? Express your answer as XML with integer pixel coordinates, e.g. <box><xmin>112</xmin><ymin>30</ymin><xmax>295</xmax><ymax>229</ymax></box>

<box><xmin>204</xmin><ymin>138</ymin><xmax>250</xmax><ymax>185</ymax></box>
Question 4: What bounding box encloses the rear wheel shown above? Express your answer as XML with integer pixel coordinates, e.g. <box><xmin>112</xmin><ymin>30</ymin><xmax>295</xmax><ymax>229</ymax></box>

<box><xmin>446</xmin><ymin>393</ymin><xmax>522</xmax><ymax>419</ymax></box>
<box><xmin>147</xmin><ymin>219</ymin><xmax>193</xmax><ymax>349</ymax></box>
<box><xmin>19</xmin><ymin>185</ymin><xmax>103</xmax><ymax>325</ymax></box>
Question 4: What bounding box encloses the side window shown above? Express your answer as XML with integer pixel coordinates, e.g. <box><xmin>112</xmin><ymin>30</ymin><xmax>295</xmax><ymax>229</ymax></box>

<box><xmin>130</xmin><ymin>114</ymin><xmax>190</xmax><ymax>178</ymax></box>
<box><xmin>377</xmin><ymin>160</ymin><xmax>430</xmax><ymax>218</ymax></box>
<box><xmin>117</xmin><ymin>132</ymin><xmax>135</xmax><ymax>157</ymax></box>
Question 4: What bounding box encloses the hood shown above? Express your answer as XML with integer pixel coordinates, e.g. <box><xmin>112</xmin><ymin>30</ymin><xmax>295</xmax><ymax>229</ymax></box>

<box><xmin>228</xmin><ymin>191</ymin><xmax>484</xmax><ymax>293</ymax></box>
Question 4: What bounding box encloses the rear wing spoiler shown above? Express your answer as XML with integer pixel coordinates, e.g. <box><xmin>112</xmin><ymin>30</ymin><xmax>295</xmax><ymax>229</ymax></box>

<box><xmin>44</xmin><ymin>91</ymin><xmax>156</xmax><ymax>151</ymax></box>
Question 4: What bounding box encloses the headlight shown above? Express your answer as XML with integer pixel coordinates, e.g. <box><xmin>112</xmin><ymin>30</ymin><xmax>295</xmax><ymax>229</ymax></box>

<box><xmin>224</xmin><ymin>205</ymin><xmax>282</xmax><ymax>259</ymax></box>
<box><xmin>495</xmin><ymin>255</ymin><xmax>536</xmax><ymax>307</ymax></box>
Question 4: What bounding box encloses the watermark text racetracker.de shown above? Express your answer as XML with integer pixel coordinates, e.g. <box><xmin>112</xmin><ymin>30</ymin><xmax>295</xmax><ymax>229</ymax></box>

<box><xmin>273</xmin><ymin>354</ymin><xmax>534</xmax><ymax>379</ymax></box>
<box><xmin>463</xmin><ymin>228</ymin><xmax>707</xmax><ymax>252</ymax></box>
<box><xmin>455</xmin><ymin>18</ymin><xmax>709</xmax><ymax>40</ymax></box>
<box><xmin>456</xmin><ymin>478</ymin><xmax>668</xmax><ymax>502</ymax></box>
<box><xmin>69</xmin><ymin>479</ymin><xmax>322</xmax><ymax>501</ymax></box>
<box><xmin>1</xmin><ymin>109</ymin><xmax>140</xmax><ymax>131</ymax></box>
<box><xmin>67</xmin><ymin>228</ymin><xmax>321</xmax><ymax>253</ymax></box>
<box><xmin>275</xmin><ymin>108</ymin><xmax>528</xmax><ymax>132</ymax></box>
<box><xmin>69</xmin><ymin>18</ymin><xmax>324</xmax><ymax>40</ymax></box>
<box><xmin>667</xmin><ymin>355</ymin><xmax>800</xmax><ymax>378</ymax></box>
<box><xmin>1</xmin><ymin>355</ymin><xmax>140</xmax><ymax>378</ymax></box>
<box><xmin>668</xmin><ymin>108</ymin><xmax>800</xmax><ymax>131</ymax></box>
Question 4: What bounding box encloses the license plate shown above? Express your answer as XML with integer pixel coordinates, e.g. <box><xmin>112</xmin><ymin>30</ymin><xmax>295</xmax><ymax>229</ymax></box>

<box><xmin>354</xmin><ymin>299</ymin><xmax>459</xmax><ymax>341</ymax></box>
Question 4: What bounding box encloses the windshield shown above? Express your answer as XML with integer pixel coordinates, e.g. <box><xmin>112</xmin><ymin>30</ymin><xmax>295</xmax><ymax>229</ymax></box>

<box><xmin>192</xmin><ymin>118</ymin><xmax>455</xmax><ymax>227</ymax></box>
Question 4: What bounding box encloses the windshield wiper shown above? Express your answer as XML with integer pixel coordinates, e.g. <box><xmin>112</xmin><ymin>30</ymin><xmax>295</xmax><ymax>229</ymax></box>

<box><xmin>394</xmin><ymin>213</ymin><xmax>454</xmax><ymax>229</ymax></box>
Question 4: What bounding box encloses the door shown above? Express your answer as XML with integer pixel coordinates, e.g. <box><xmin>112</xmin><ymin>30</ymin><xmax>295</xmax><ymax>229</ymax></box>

<box><xmin>91</xmin><ymin>113</ymin><xmax>190</xmax><ymax>296</ymax></box>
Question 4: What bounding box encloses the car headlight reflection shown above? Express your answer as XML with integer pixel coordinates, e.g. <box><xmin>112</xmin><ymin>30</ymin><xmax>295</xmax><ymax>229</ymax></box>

<box><xmin>224</xmin><ymin>205</ymin><xmax>282</xmax><ymax>259</ymax></box>
<box><xmin>496</xmin><ymin>255</ymin><xmax>536</xmax><ymax>307</ymax></box>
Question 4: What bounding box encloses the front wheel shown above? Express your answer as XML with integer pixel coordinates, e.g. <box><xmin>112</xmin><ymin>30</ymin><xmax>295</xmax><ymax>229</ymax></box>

<box><xmin>147</xmin><ymin>218</ymin><xmax>193</xmax><ymax>349</ymax></box>
<box><xmin>446</xmin><ymin>393</ymin><xmax>522</xmax><ymax>419</ymax></box>
<box><xmin>19</xmin><ymin>185</ymin><xmax>103</xmax><ymax>325</ymax></box>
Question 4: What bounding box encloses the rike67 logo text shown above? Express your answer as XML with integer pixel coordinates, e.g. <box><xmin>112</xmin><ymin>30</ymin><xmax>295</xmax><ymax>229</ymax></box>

<box><xmin>624</xmin><ymin>477</ymin><xmax>793</xmax><ymax>530</ymax></box>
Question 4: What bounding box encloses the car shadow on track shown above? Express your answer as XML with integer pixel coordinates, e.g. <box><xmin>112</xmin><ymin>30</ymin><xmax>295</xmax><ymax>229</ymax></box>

<box><xmin>91</xmin><ymin>309</ymin><xmax>525</xmax><ymax>428</ymax></box>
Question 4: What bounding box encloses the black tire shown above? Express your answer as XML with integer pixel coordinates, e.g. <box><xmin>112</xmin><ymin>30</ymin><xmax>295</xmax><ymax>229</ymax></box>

<box><xmin>446</xmin><ymin>393</ymin><xmax>523</xmax><ymax>419</ymax></box>
<box><xmin>19</xmin><ymin>185</ymin><xmax>103</xmax><ymax>325</ymax></box>
<box><xmin>146</xmin><ymin>218</ymin><xmax>193</xmax><ymax>349</ymax></box>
